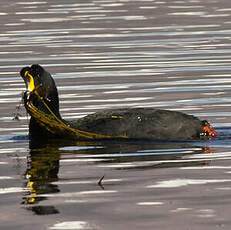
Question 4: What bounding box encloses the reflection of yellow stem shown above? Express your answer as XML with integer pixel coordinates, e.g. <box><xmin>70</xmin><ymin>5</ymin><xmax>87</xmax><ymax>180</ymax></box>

<box><xmin>23</xmin><ymin>181</ymin><xmax>37</xmax><ymax>204</ymax></box>
<box><xmin>26</xmin><ymin>90</ymin><xmax>127</xmax><ymax>139</ymax></box>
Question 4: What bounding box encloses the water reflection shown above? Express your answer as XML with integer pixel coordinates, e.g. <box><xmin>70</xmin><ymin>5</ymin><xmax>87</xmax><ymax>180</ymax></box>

<box><xmin>59</xmin><ymin>140</ymin><xmax>214</xmax><ymax>170</ymax></box>
<box><xmin>23</xmin><ymin>146</ymin><xmax>60</xmax><ymax>215</ymax></box>
<box><xmin>22</xmin><ymin>139</ymin><xmax>214</xmax><ymax>215</ymax></box>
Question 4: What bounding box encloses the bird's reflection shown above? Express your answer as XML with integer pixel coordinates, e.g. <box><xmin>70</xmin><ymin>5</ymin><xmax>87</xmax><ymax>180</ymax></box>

<box><xmin>22</xmin><ymin>140</ymin><xmax>61</xmax><ymax>214</ymax></box>
<box><xmin>22</xmin><ymin>138</ymin><xmax>214</xmax><ymax>215</ymax></box>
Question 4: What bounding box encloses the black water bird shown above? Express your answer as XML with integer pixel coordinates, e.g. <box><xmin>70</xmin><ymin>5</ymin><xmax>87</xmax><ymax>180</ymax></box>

<box><xmin>20</xmin><ymin>64</ymin><xmax>217</xmax><ymax>141</ymax></box>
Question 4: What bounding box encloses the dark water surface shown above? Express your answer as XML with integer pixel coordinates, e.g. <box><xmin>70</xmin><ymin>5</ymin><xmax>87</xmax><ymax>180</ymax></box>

<box><xmin>1</xmin><ymin>0</ymin><xmax>231</xmax><ymax>229</ymax></box>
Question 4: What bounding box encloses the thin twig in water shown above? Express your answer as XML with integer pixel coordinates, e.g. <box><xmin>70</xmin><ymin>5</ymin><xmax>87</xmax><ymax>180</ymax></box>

<box><xmin>98</xmin><ymin>175</ymin><xmax>105</xmax><ymax>189</ymax></box>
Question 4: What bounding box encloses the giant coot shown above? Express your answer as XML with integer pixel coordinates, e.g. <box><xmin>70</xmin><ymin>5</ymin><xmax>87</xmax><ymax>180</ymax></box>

<box><xmin>20</xmin><ymin>64</ymin><xmax>217</xmax><ymax>140</ymax></box>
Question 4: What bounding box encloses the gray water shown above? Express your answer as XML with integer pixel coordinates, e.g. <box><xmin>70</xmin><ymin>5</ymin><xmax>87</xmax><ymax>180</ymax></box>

<box><xmin>1</xmin><ymin>0</ymin><xmax>231</xmax><ymax>229</ymax></box>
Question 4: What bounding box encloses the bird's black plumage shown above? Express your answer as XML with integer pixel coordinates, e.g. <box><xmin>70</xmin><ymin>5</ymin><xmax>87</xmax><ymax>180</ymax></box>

<box><xmin>20</xmin><ymin>64</ymin><xmax>217</xmax><ymax>141</ymax></box>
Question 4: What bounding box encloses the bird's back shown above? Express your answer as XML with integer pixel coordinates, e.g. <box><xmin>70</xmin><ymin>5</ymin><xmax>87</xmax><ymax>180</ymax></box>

<box><xmin>68</xmin><ymin>108</ymin><xmax>203</xmax><ymax>140</ymax></box>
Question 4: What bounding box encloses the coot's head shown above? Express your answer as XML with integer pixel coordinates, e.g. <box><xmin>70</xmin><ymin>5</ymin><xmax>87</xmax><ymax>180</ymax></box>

<box><xmin>20</xmin><ymin>64</ymin><xmax>56</xmax><ymax>93</ymax></box>
<box><xmin>20</xmin><ymin>64</ymin><xmax>60</xmax><ymax>118</ymax></box>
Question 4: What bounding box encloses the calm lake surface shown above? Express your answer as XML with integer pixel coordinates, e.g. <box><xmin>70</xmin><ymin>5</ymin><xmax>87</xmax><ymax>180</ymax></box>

<box><xmin>1</xmin><ymin>0</ymin><xmax>231</xmax><ymax>229</ymax></box>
